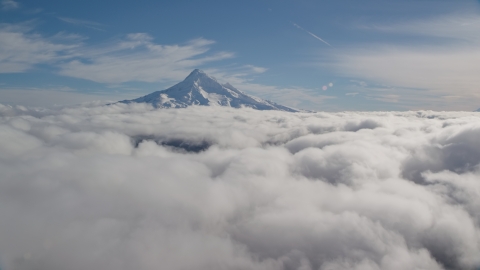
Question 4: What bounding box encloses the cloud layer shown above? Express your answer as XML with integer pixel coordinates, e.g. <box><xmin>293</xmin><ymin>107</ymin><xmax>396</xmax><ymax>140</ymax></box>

<box><xmin>1</xmin><ymin>104</ymin><xmax>480</xmax><ymax>270</ymax></box>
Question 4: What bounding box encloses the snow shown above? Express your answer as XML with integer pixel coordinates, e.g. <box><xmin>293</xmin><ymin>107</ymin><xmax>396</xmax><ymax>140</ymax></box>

<box><xmin>118</xmin><ymin>69</ymin><xmax>299</xmax><ymax>112</ymax></box>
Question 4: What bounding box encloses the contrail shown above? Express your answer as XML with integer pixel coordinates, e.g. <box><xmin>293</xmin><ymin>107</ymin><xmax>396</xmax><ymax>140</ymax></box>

<box><xmin>292</xmin><ymin>22</ymin><xmax>332</xmax><ymax>47</ymax></box>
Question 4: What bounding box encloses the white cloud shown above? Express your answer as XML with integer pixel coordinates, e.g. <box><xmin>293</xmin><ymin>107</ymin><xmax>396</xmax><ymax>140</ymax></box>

<box><xmin>0</xmin><ymin>24</ymin><xmax>79</xmax><ymax>73</ymax></box>
<box><xmin>369</xmin><ymin>14</ymin><xmax>480</xmax><ymax>43</ymax></box>
<box><xmin>328</xmin><ymin>14</ymin><xmax>480</xmax><ymax>110</ymax></box>
<box><xmin>244</xmin><ymin>64</ymin><xmax>268</xmax><ymax>74</ymax></box>
<box><xmin>332</xmin><ymin>45</ymin><xmax>480</xmax><ymax>98</ymax></box>
<box><xmin>1</xmin><ymin>0</ymin><xmax>19</xmax><ymax>10</ymax></box>
<box><xmin>0</xmin><ymin>23</ymin><xmax>234</xmax><ymax>84</ymax></box>
<box><xmin>1</xmin><ymin>104</ymin><xmax>480</xmax><ymax>269</ymax></box>
<box><xmin>58</xmin><ymin>35</ymin><xmax>235</xmax><ymax>84</ymax></box>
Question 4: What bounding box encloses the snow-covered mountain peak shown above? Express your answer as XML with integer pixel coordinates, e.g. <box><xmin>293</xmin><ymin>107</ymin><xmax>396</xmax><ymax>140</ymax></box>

<box><xmin>118</xmin><ymin>69</ymin><xmax>299</xmax><ymax>112</ymax></box>
<box><xmin>185</xmin><ymin>69</ymin><xmax>211</xmax><ymax>80</ymax></box>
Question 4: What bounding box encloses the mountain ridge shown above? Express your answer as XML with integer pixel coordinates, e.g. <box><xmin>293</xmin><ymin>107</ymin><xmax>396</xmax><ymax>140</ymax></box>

<box><xmin>118</xmin><ymin>69</ymin><xmax>299</xmax><ymax>112</ymax></box>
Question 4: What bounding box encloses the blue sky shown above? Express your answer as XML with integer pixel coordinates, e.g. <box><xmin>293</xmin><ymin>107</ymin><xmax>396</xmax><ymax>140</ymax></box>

<box><xmin>1</xmin><ymin>0</ymin><xmax>480</xmax><ymax>111</ymax></box>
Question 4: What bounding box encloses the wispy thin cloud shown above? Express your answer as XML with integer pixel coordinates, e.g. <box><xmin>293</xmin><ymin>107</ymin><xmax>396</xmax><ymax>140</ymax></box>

<box><xmin>363</xmin><ymin>14</ymin><xmax>480</xmax><ymax>43</ymax></box>
<box><xmin>0</xmin><ymin>23</ymin><xmax>80</xmax><ymax>73</ymax></box>
<box><xmin>0</xmin><ymin>24</ymin><xmax>235</xmax><ymax>83</ymax></box>
<box><xmin>58</xmin><ymin>34</ymin><xmax>235</xmax><ymax>83</ymax></box>
<box><xmin>292</xmin><ymin>22</ymin><xmax>332</xmax><ymax>47</ymax></box>
<box><xmin>58</xmin><ymin>17</ymin><xmax>105</xmax><ymax>31</ymax></box>
<box><xmin>325</xmin><ymin>14</ymin><xmax>480</xmax><ymax>110</ymax></box>
<box><xmin>1</xmin><ymin>0</ymin><xmax>19</xmax><ymax>10</ymax></box>
<box><xmin>244</xmin><ymin>64</ymin><xmax>268</xmax><ymax>74</ymax></box>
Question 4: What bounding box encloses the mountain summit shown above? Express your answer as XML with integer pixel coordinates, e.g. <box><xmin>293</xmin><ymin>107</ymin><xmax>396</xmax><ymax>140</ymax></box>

<box><xmin>118</xmin><ymin>69</ymin><xmax>298</xmax><ymax>112</ymax></box>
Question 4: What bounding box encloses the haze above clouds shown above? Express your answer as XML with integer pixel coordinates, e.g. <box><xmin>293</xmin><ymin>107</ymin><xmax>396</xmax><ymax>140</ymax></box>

<box><xmin>1</xmin><ymin>103</ymin><xmax>480</xmax><ymax>270</ymax></box>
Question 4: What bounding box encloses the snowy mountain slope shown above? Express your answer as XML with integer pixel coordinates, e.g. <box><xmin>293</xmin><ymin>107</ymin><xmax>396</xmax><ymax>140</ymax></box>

<box><xmin>118</xmin><ymin>69</ymin><xmax>299</xmax><ymax>112</ymax></box>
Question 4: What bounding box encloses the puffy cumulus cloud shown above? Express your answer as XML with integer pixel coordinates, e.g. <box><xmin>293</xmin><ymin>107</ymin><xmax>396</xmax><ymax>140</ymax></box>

<box><xmin>1</xmin><ymin>104</ymin><xmax>480</xmax><ymax>270</ymax></box>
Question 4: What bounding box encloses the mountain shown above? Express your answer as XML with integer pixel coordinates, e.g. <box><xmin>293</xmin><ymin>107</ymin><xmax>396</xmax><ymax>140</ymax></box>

<box><xmin>118</xmin><ymin>69</ymin><xmax>299</xmax><ymax>112</ymax></box>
